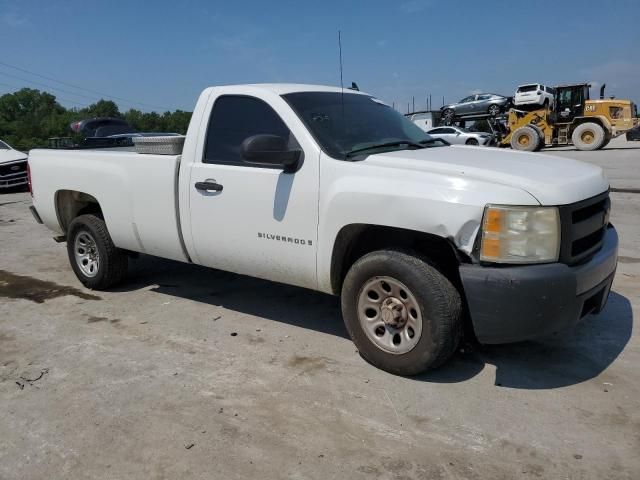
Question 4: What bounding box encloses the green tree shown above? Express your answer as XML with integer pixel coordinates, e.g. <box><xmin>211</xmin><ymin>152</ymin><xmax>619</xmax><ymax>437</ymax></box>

<box><xmin>0</xmin><ymin>88</ymin><xmax>65</xmax><ymax>149</ymax></box>
<box><xmin>79</xmin><ymin>99</ymin><xmax>121</xmax><ymax>118</ymax></box>
<box><xmin>0</xmin><ymin>88</ymin><xmax>192</xmax><ymax>150</ymax></box>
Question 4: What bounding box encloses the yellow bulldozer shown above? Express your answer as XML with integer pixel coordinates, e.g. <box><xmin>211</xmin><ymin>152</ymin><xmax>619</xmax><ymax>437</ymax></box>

<box><xmin>502</xmin><ymin>83</ymin><xmax>637</xmax><ymax>151</ymax></box>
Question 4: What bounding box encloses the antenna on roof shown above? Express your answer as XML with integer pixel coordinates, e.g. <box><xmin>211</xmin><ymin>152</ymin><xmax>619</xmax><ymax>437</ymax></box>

<box><xmin>338</xmin><ymin>30</ymin><xmax>345</xmax><ymax>127</ymax></box>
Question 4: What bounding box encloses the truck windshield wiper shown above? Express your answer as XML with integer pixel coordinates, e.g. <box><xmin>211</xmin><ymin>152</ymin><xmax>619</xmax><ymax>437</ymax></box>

<box><xmin>345</xmin><ymin>140</ymin><xmax>425</xmax><ymax>158</ymax></box>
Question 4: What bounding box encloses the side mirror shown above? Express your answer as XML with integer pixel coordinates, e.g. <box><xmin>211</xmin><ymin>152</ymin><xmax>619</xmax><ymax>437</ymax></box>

<box><xmin>240</xmin><ymin>134</ymin><xmax>302</xmax><ymax>173</ymax></box>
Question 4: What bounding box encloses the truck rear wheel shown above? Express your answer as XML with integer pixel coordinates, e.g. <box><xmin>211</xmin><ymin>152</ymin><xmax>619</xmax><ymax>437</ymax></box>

<box><xmin>67</xmin><ymin>214</ymin><xmax>128</xmax><ymax>290</ymax></box>
<box><xmin>571</xmin><ymin>122</ymin><xmax>605</xmax><ymax>151</ymax></box>
<box><xmin>510</xmin><ymin>126</ymin><xmax>540</xmax><ymax>152</ymax></box>
<box><xmin>341</xmin><ymin>250</ymin><xmax>462</xmax><ymax>375</ymax></box>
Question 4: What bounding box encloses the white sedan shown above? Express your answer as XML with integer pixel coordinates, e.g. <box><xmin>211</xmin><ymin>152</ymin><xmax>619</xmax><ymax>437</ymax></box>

<box><xmin>0</xmin><ymin>140</ymin><xmax>28</xmax><ymax>189</ymax></box>
<box><xmin>426</xmin><ymin>126</ymin><xmax>495</xmax><ymax>146</ymax></box>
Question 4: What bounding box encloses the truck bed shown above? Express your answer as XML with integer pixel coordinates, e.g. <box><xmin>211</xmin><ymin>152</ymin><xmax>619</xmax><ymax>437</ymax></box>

<box><xmin>29</xmin><ymin>149</ymin><xmax>189</xmax><ymax>262</ymax></box>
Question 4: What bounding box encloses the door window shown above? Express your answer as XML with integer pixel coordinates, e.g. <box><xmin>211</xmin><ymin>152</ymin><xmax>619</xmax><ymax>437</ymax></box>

<box><xmin>204</xmin><ymin>95</ymin><xmax>298</xmax><ymax>166</ymax></box>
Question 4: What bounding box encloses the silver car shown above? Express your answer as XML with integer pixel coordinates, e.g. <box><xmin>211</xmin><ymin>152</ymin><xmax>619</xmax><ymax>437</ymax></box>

<box><xmin>441</xmin><ymin>93</ymin><xmax>510</xmax><ymax>123</ymax></box>
<box><xmin>426</xmin><ymin>126</ymin><xmax>494</xmax><ymax>146</ymax></box>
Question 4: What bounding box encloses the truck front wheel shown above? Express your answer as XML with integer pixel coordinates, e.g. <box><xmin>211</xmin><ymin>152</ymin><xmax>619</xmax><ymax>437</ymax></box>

<box><xmin>67</xmin><ymin>214</ymin><xmax>128</xmax><ymax>290</ymax></box>
<box><xmin>341</xmin><ymin>250</ymin><xmax>462</xmax><ymax>375</ymax></box>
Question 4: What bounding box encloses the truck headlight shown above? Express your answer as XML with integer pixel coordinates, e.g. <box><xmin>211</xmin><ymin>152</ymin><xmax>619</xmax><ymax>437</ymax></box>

<box><xmin>480</xmin><ymin>205</ymin><xmax>560</xmax><ymax>264</ymax></box>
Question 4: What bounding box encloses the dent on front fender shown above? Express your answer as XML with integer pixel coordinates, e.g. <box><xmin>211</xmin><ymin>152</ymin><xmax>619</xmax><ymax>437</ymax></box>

<box><xmin>454</xmin><ymin>219</ymin><xmax>481</xmax><ymax>256</ymax></box>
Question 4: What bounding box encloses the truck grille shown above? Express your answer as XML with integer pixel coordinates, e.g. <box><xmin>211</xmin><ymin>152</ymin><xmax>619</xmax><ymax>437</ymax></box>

<box><xmin>558</xmin><ymin>191</ymin><xmax>610</xmax><ymax>265</ymax></box>
<box><xmin>0</xmin><ymin>160</ymin><xmax>27</xmax><ymax>177</ymax></box>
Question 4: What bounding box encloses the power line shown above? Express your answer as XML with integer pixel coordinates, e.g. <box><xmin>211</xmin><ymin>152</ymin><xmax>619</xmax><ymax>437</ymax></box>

<box><xmin>0</xmin><ymin>80</ymin><xmax>90</xmax><ymax>107</ymax></box>
<box><xmin>0</xmin><ymin>59</ymin><xmax>171</xmax><ymax>111</ymax></box>
<box><xmin>0</xmin><ymin>70</ymin><xmax>104</xmax><ymax>102</ymax></box>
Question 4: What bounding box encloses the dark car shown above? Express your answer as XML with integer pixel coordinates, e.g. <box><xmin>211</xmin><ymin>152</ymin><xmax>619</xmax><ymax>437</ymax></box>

<box><xmin>626</xmin><ymin>125</ymin><xmax>640</xmax><ymax>141</ymax></box>
<box><xmin>70</xmin><ymin>118</ymin><xmax>134</xmax><ymax>137</ymax></box>
<box><xmin>441</xmin><ymin>93</ymin><xmax>511</xmax><ymax>124</ymax></box>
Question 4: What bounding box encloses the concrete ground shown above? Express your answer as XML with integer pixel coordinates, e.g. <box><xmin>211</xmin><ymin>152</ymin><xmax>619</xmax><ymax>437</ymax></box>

<box><xmin>1</xmin><ymin>137</ymin><xmax>639</xmax><ymax>479</ymax></box>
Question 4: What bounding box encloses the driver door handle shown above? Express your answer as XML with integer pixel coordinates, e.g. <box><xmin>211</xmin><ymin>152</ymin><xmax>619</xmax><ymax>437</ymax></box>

<box><xmin>195</xmin><ymin>181</ymin><xmax>223</xmax><ymax>192</ymax></box>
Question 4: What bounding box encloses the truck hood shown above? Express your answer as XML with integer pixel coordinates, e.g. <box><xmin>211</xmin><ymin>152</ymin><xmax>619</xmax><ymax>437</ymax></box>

<box><xmin>363</xmin><ymin>145</ymin><xmax>609</xmax><ymax>205</ymax></box>
<box><xmin>0</xmin><ymin>149</ymin><xmax>28</xmax><ymax>164</ymax></box>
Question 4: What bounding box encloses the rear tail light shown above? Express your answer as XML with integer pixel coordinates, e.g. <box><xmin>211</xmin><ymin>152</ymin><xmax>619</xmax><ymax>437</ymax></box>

<box><xmin>70</xmin><ymin>121</ymin><xmax>81</xmax><ymax>133</ymax></box>
<box><xmin>27</xmin><ymin>161</ymin><xmax>33</xmax><ymax>197</ymax></box>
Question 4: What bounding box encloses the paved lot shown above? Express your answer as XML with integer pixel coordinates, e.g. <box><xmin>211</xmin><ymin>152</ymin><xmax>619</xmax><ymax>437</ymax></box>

<box><xmin>1</xmin><ymin>137</ymin><xmax>639</xmax><ymax>479</ymax></box>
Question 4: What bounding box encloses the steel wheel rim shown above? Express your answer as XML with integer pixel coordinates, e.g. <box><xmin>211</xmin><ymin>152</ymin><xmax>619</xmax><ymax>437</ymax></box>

<box><xmin>74</xmin><ymin>231</ymin><xmax>100</xmax><ymax>278</ymax></box>
<box><xmin>581</xmin><ymin>131</ymin><xmax>594</xmax><ymax>144</ymax></box>
<box><xmin>357</xmin><ymin>276</ymin><xmax>423</xmax><ymax>355</ymax></box>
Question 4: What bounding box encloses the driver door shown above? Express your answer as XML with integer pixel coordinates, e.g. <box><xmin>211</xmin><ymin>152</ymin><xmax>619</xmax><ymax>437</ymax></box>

<box><xmin>187</xmin><ymin>95</ymin><xmax>319</xmax><ymax>289</ymax></box>
<box><xmin>456</xmin><ymin>96</ymin><xmax>475</xmax><ymax>115</ymax></box>
<box><xmin>437</xmin><ymin>127</ymin><xmax>462</xmax><ymax>144</ymax></box>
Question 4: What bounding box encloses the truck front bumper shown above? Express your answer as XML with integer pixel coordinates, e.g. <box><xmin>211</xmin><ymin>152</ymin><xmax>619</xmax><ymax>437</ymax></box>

<box><xmin>459</xmin><ymin>226</ymin><xmax>618</xmax><ymax>344</ymax></box>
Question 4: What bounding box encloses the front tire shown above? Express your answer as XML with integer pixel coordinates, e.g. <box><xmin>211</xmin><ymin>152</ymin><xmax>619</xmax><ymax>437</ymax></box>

<box><xmin>510</xmin><ymin>125</ymin><xmax>540</xmax><ymax>152</ymax></box>
<box><xmin>465</xmin><ymin>138</ymin><xmax>479</xmax><ymax>146</ymax></box>
<box><xmin>341</xmin><ymin>250</ymin><xmax>462</xmax><ymax>375</ymax></box>
<box><xmin>67</xmin><ymin>214</ymin><xmax>128</xmax><ymax>290</ymax></box>
<box><xmin>488</xmin><ymin>104</ymin><xmax>501</xmax><ymax>116</ymax></box>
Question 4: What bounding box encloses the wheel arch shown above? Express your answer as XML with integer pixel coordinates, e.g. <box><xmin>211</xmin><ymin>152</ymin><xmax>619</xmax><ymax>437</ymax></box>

<box><xmin>55</xmin><ymin>189</ymin><xmax>103</xmax><ymax>233</ymax></box>
<box><xmin>570</xmin><ymin>115</ymin><xmax>612</xmax><ymax>135</ymax></box>
<box><xmin>329</xmin><ymin>223</ymin><xmax>467</xmax><ymax>296</ymax></box>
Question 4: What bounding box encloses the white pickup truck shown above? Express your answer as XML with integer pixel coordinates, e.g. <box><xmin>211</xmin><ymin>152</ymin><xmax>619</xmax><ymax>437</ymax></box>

<box><xmin>28</xmin><ymin>84</ymin><xmax>618</xmax><ymax>375</ymax></box>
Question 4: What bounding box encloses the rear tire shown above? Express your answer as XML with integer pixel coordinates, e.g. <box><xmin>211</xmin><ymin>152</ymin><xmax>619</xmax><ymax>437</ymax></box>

<box><xmin>67</xmin><ymin>214</ymin><xmax>128</xmax><ymax>290</ymax></box>
<box><xmin>571</xmin><ymin>122</ymin><xmax>605</xmax><ymax>151</ymax></box>
<box><xmin>341</xmin><ymin>250</ymin><xmax>462</xmax><ymax>376</ymax></box>
<box><xmin>510</xmin><ymin>125</ymin><xmax>540</xmax><ymax>152</ymax></box>
<box><xmin>597</xmin><ymin>136</ymin><xmax>612</xmax><ymax>150</ymax></box>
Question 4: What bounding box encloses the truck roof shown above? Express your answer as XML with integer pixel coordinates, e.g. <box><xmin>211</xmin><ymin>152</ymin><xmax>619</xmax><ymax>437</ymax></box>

<box><xmin>210</xmin><ymin>83</ymin><xmax>369</xmax><ymax>96</ymax></box>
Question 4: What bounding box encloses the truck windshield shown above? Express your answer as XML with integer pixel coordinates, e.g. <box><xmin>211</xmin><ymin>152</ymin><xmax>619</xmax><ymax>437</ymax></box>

<box><xmin>283</xmin><ymin>92</ymin><xmax>443</xmax><ymax>159</ymax></box>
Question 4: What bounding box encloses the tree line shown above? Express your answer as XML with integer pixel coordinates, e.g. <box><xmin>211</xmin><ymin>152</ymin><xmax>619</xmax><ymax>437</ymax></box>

<box><xmin>0</xmin><ymin>88</ymin><xmax>192</xmax><ymax>151</ymax></box>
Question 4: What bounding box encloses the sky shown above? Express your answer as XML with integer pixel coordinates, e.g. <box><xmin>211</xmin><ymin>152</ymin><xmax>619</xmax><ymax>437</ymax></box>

<box><xmin>0</xmin><ymin>0</ymin><xmax>639</xmax><ymax>113</ymax></box>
